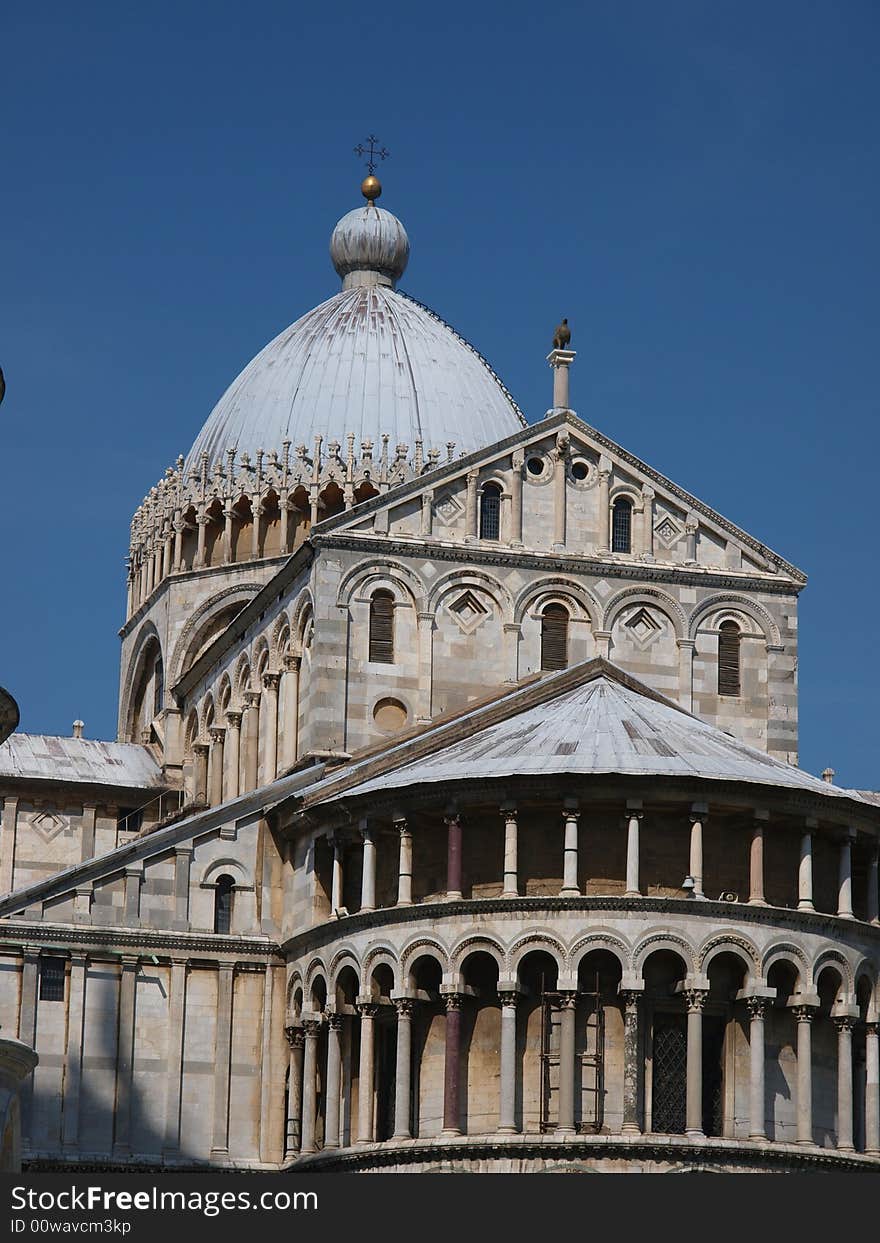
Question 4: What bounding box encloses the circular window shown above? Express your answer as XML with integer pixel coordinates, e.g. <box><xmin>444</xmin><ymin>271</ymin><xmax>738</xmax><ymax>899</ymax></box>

<box><xmin>526</xmin><ymin>456</ymin><xmax>545</xmax><ymax>476</ymax></box>
<box><xmin>571</xmin><ymin>461</ymin><xmax>588</xmax><ymax>480</ymax></box>
<box><xmin>373</xmin><ymin>697</ymin><xmax>408</xmax><ymax>734</ymax></box>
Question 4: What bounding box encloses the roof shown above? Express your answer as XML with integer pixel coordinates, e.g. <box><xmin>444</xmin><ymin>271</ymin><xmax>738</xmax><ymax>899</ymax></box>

<box><xmin>0</xmin><ymin>734</ymin><xmax>164</xmax><ymax>790</ymax></box>
<box><xmin>185</xmin><ymin>284</ymin><xmax>525</xmax><ymax>471</ymax></box>
<box><xmin>326</xmin><ymin>660</ymin><xmax>869</xmax><ymax>807</ymax></box>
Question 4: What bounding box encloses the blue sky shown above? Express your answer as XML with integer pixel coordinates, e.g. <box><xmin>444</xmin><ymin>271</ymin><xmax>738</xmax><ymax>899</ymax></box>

<box><xmin>1</xmin><ymin>2</ymin><xmax>877</xmax><ymax>785</ymax></box>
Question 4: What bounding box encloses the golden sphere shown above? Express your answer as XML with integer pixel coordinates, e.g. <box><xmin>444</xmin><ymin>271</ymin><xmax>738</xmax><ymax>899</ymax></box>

<box><xmin>361</xmin><ymin>174</ymin><xmax>382</xmax><ymax>202</ymax></box>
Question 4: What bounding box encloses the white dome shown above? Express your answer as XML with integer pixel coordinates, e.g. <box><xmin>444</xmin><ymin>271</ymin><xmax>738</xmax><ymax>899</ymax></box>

<box><xmin>330</xmin><ymin>203</ymin><xmax>410</xmax><ymax>288</ymax></box>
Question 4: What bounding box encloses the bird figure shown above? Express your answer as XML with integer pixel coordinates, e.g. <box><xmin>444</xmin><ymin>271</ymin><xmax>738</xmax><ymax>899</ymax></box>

<box><xmin>0</xmin><ymin>367</ymin><xmax>5</xmax><ymax>406</ymax></box>
<box><xmin>553</xmin><ymin>318</ymin><xmax>571</xmax><ymax>350</ymax></box>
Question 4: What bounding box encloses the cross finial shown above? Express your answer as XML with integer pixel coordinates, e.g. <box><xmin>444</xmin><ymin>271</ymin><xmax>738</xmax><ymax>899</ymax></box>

<box><xmin>354</xmin><ymin>135</ymin><xmax>390</xmax><ymax>176</ymax></box>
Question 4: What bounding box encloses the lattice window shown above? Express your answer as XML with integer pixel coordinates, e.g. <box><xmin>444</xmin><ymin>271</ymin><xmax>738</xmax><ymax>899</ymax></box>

<box><xmin>479</xmin><ymin>484</ymin><xmax>501</xmax><ymax>540</ymax></box>
<box><xmin>718</xmin><ymin>621</ymin><xmax>741</xmax><ymax>696</ymax></box>
<box><xmin>611</xmin><ymin>498</ymin><xmax>632</xmax><ymax>553</ymax></box>
<box><xmin>541</xmin><ymin>604</ymin><xmax>569</xmax><ymax>671</ymax></box>
<box><xmin>369</xmin><ymin>590</ymin><xmax>395</xmax><ymax>663</ymax></box>
<box><xmin>652</xmin><ymin>1017</ymin><xmax>687</xmax><ymax>1133</ymax></box>
<box><xmin>214</xmin><ymin>874</ymin><xmax>235</xmax><ymax>934</ymax></box>
<box><xmin>39</xmin><ymin>956</ymin><xmax>66</xmax><ymax>1002</ymax></box>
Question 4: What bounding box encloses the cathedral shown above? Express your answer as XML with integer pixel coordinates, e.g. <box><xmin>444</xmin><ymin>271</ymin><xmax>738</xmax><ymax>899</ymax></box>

<box><xmin>1</xmin><ymin>172</ymin><xmax>878</xmax><ymax>1174</ymax></box>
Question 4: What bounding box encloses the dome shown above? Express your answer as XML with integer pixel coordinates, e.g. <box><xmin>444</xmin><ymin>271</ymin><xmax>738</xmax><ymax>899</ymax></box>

<box><xmin>185</xmin><ymin>197</ymin><xmax>525</xmax><ymax>470</ymax></box>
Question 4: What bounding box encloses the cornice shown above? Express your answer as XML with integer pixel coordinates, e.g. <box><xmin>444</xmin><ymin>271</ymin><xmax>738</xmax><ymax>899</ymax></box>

<box><xmin>0</xmin><ymin>919</ymin><xmax>283</xmax><ymax>960</ymax></box>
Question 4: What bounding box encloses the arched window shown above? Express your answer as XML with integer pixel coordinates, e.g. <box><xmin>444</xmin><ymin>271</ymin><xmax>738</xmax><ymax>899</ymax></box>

<box><xmin>152</xmin><ymin>655</ymin><xmax>164</xmax><ymax>718</ymax></box>
<box><xmin>718</xmin><ymin>621</ymin><xmax>741</xmax><ymax>696</ymax></box>
<box><xmin>479</xmin><ymin>483</ymin><xmax>502</xmax><ymax>540</ymax></box>
<box><xmin>540</xmin><ymin>603</ymin><xmax>569</xmax><ymax>671</ymax></box>
<box><xmin>611</xmin><ymin>498</ymin><xmax>632</xmax><ymax>553</ymax></box>
<box><xmin>214</xmin><ymin>874</ymin><xmax>235</xmax><ymax>934</ymax></box>
<box><xmin>369</xmin><ymin>590</ymin><xmax>395</xmax><ymax>663</ymax></box>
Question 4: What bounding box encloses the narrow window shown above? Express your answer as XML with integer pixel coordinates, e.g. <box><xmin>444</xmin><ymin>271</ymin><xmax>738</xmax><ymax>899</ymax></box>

<box><xmin>718</xmin><ymin>621</ymin><xmax>741</xmax><ymax>696</ymax></box>
<box><xmin>153</xmin><ymin>656</ymin><xmax>164</xmax><ymax>718</ymax></box>
<box><xmin>214</xmin><ymin>874</ymin><xmax>235</xmax><ymax>934</ymax></box>
<box><xmin>39</xmin><ymin>956</ymin><xmax>66</xmax><ymax>1002</ymax></box>
<box><xmin>541</xmin><ymin>604</ymin><xmax>569</xmax><ymax>671</ymax></box>
<box><xmin>611</xmin><ymin>498</ymin><xmax>632</xmax><ymax>553</ymax></box>
<box><xmin>369</xmin><ymin>590</ymin><xmax>395</xmax><ymax>663</ymax></box>
<box><xmin>479</xmin><ymin>483</ymin><xmax>502</xmax><ymax>540</ymax></box>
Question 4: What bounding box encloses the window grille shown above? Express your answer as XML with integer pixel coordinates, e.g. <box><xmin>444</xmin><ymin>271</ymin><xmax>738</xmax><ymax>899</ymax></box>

<box><xmin>39</xmin><ymin>956</ymin><xmax>66</xmax><ymax>1002</ymax></box>
<box><xmin>540</xmin><ymin>604</ymin><xmax>569</xmax><ymax>671</ymax></box>
<box><xmin>611</xmin><ymin>498</ymin><xmax>632</xmax><ymax>553</ymax></box>
<box><xmin>651</xmin><ymin>1017</ymin><xmax>687</xmax><ymax>1133</ymax></box>
<box><xmin>718</xmin><ymin>621</ymin><xmax>741</xmax><ymax>696</ymax></box>
<box><xmin>479</xmin><ymin>485</ymin><xmax>501</xmax><ymax>540</ymax></box>
<box><xmin>214</xmin><ymin>874</ymin><xmax>235</xmax><ymax>934</ymax></box>
<box><xmin>369</xmin><ymin>591</ymin><xmax>395</xmax><ymax>663</ymax></box>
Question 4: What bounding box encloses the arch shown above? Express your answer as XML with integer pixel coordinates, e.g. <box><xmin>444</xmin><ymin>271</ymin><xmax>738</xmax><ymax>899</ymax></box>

<box><xmin>513</xmin><ymin>578</ymin><xmax>600</xmax><ymax>626</ymax></box>
<box><xmin>400</xmin><ymin>937</ymin><xmax>450</xmax><ymax>983</ymax></box>
<box><xmin>216</xmin><ymin>673</ymin><xmax>232</xmax><ymax>715</ymax></box>
<box><xmin>508</xmin><ymin>931</ymin><xmax>567</xmax><ymax>976</ymax></box>
<box><xmin>170</xmin><ymin>584</ymin><xmax>262</xmax><ymax>681</ymax></box>
<box><xmin>198</xmin><ymin>693</ymin><xmax>215</xmax><ymax>736</ymax></box>
<box><xmin>698</xmin><ymin>933</ymin><xmax>759</xmax><ymax>979</ymax></box>
<box><xmin>361</xmin><ymin>944</ymin><xmax>399</xmax><ymax>992</ymax></box>
<box><xmin>569</xmin><ymin>932</ymin><xmax>631</xmax><ymax>976</ymax></box>
<box><xmin>121</xmin><ymin>621</ymin><xmax>165</xmax><ymax>739</ymax></box>
<box><xmin>304</xmin><ymin>956</ymin><xmax>330</xmax><ymax>996</ymax></box>
<box><xmin>285</xmin><ymin>970</ymin><xmax>304</xmax><ymax>1011</ymax></box>
<box><xmin>270</xmin><ymin>613</ymin><xmax>291</xmax><ymax>663</ymax></box>
<box><xmin>233</xmin><ymin>653</ymin><xmax>252</xmax><ymax>700</ymax></box>
<box><xmin>688</xmin><ymin>593</ymin><xmax>781</xmax><ymax>646</ymax></box>
<box><xmin>812</xmin><ymin>948</ymin><xmax>854</xmax><ymax>995</ymax></box>
<box><xmin>183</xmin><ymin>708</ymin><xmax>199</xmax><ymax>759</ymax></box>
<box><xmin>632</xmin><ymin>932</ymin><xmax>696</xmax><ymax>975</ymax></box>
<box><xmin>853</xmin><ymin>959</ymin><xmax>879</xmax><ymax>1020</ymax></box>
<box><xmin>289</xmin><ymin>589</ymin><xmax>315</xmax><ymax>654</ymax></box>
<box><xmin>429</xmin><ymin>568</ymin><xmax>512</xmax><ymax>618</ymax></box>
<box><xmin>761</xmin><ymin>942</ymin><xmax>809</xmax><ymax>987</ymax></box>
<box><xmin>336</xmin><ymin>559</ymin><xmax>426</xmax><ymax>611</ymax></box>
<box><xmin>603</xmin><ymin>586</ymin><xmax>687</xmax><ymax>641</ymax></box>
<box><xmin>328</xmin><ymin>947</ymin><xmax>363</xmax><ymax>992</ymax></box>
<box><xmin>449</xmin><ymin>935</ymin><xmax>506</xmax><ymax>977</ymax></box>
<box><xmin>199</xmin><ymin>857</ymin><xmax>253</xmax><ymax>889</ymax></box>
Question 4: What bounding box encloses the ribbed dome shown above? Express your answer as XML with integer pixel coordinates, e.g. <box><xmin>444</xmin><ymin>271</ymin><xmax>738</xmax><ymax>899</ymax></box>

<box><xmin>330</xmin><ymin>203</ymin><xmax>410</xmax><ymax>289</ymax></box>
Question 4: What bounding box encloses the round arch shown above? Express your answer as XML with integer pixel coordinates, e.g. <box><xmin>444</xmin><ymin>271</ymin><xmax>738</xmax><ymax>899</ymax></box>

<box><xmin>688</xmin><ymin>593</ymin><xmax>781</xmax><ymax>646</ymax></box>
<box><xmin>603</xmin><ymin>586</ymin><xmax>687</xmax><ymax>641</ymax></box>
<box><xmin>170</xmin><ymin>584</ymin><xmax>262</xmax><ymax>682</ymax></box>
<box><xmin>337</xmin><ymin>560</ymin><xmax>426</xmax><ymax>612</ymax></box>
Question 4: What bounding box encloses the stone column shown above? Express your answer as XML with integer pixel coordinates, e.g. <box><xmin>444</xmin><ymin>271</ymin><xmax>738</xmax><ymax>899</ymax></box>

<box><xmin>300</xmin><ymin>1016</ymin><xmax>322</xmax><ymax>1155</ymax></box>
<box><xmin>330</xmin><ymin>837</ymin><xmax>344</xmax><ymax>913</ymax></box>
<box><xmin>685</xmin><ymin>989</ymin><xmax>707</xmax><ymax>1138</ymax></box>
<box><xmin>685</xmin><ymin>513</ymin><xmax>699</xmax><ymax>561</ymax></box>
<box><xmin>242</xmin><ymin>691</ymin><xmax>261</xmax><ymax>791</ymax></box>
<box><xmin>688</xmin><ymin>810</ymin><xmax>705</xmax><ymax>899</ymax></box>
<box><xmin>356</xmin><ymin>1003</ymin><xmax>378</xmax><ymax>1143</ymax></box>
<box><xmin>416</xmin><ymin>611</ymin><xmax>434</xmax><ymax>722</ymax></box>
<box><xmin>509</xmin><ymin>452</ymin><xmax>523</xmax><ymax>547</ymax></box>
<box><xmin>222</xmin><ymin>507</ymin><xmax>235</xmax><ymax>563</ymax></box>
<box><xmin>547</xmin><ymin>347</ymin><xmax>575</xmax><ymax>409</ymax></box>
<box><xmin>224</xmin><ymin>711</ymin><xmax>242</xmax><ymax>800</ymax></box>
<box><xmin>503</xmin><ymin>622</ymin><xmax>521</xmax><ymax>684</ymax></box>
<box><xmin>641</xmin><ymin>485</ymin><xmax>655</xmax><ymax>558</ymax></box>
<box><xmin>557</xmin><ymin>992</ymin><xmax>577</xmax><ymax>1135</ymax></box>
<box><xmin>392</xmin><ymin>999</ymin><xmax>415</xmax><ymax>1140</ymax></box>
<box><xmin>395</xmin><ymin>816</ymin><xmax>413</xmax><ymax>906</ymax></box>
<box><xmin>360</xmin><ymin>822</ymin><xmax>377</xmax><ymax>913</ymax></box>
<box><xmin>501</xmin><ymin>806</ymin><xmax>518</xmax><ymax>898</ymax></box>
<box><xmin>172</xmin><ymin>517</ymin><xmax>184</xmax><ymax>573</ymax></box>
<box><xmin>442</xmin><ymin>993</ymin><xmax>464</xmax><ymax>1135</ymax></box>
<box><xmin>324</xmin><ymin>1014</ymin><xmax>344</xmax><ymax>1149</ymax></box>
<box><xmin>749</xmin><ymin>813</ymin><xmax>768</xmax><ymax>905</ymax></box>
<box><xmin>17</xmin><ymin>947</ymin><xmax>39</xmax><ymax>1145</ymax></box>
<box><xmin>597</xmin><ymin>464</ymin><xmax>611</xmax><ymax>551</ymax></box>
<box><xmin>284</xmin><ymin>1026</ymin><xmax>304</xmax><ymax>1156</ymax></box>
<box><xmin>194</xmin><ymin>511</ymin><xmax>208</xmax><ymax>569</ymax></box>
<box><xmin>445</xmin><ymin>813</ymin><xmax>463</xmax><ymax>900</ymax></box>
<box><xmin>498</xmin><ymin>991</ymin><xmax>519</xmax><ymax>1133</ymax></box>
<box><xmin>837</xmin><ymin>830</ymin><xmax>855</xmax><ymax>919</ymax></box>
<box><xmin>192</xmin><ymin>742</ymin><xmax>209</xmax><ymax>806</ymax></box>
<box><xmin>560</xmin><ymin>804</ymin><xmax>580</xmax><ymax>897</ymax></box>
<box><xmin>552</xmin><ymin>437</ymin><xmax>568</xmax><ymax>552</ymax></box>
<box><xmin>621</xmin><ymin>991</ymin><xmax>642</xmax><ymax>1133</ymax></box>
<box><xmin>792</xmin><ymin>1003</ymin><xmax>815</xmax><ymax>1144</ymax></box>
<box><xmin>208</xmin><ymin>727</ymin><xmax>225</xmax><ymax>807</ymax></box>
<box><xmin>113</xmin><ymin>956</ymin><xmax>139</xmax><ymax>1156</ymax></box>
<box><xmin>61</xmin><ymin>953</ymin><xmax>87</xmax><ymax>1152</ymax></box>
<box><xmin>261</xmin><ymin>672</ymin><xmax>281</xmax><ymax>781</ymax></box>
<box><xmin>746</xmin><ymin>996</ymin><xmax>768</xmax><ymax>1140</ymax></box>
<box><xmin>163</xmin><ymin>958</ymin><xmax>188</xmax><ymax>1155</ymax></box>
<box><xmin>835</xmin><ymin>1016</ymin><xmax>856</xmax><ymax>1151</ymax></box>
<box><xmin>798</xmin><ymin>826</ymin><xmax>815</xmax><ymax>911</ymax></box>
<box><xmin>282</xmin><ymin>654</ymin><xmax>301</xmax><ymax>769</ymax></box>
<box><xmin>625</xmin><ymin>808</ymin><xmax>642</xmax><ymax>898</ymax></box>
<box><xmin>868</xmin><ymin>846</ymin><xmax>879</xmax><ymax>925</ymax></box>
<box><xmin>420</xmin><ymin>491</ymin><xmax>433</xmax><ymax>537</ymax></box>
<box><xmin>80</xmin><ymin>803</ymin><xmax>96</xmax><ymax>863</ymax></box>
<box><xmin>677</xmin><ymin>638</ymin><xmax>695</xmax><ymax>711</ymax></box>
<box><xmin>865</xmin><ymin>1022</ymin><xmax>879</xmax><ymax>1155</ymax></box>
<box><xmin>464</xmin><ymin>470</ymin><xmax>479</xmax><ymax>542</ymax></box>
<box><xmin>1</xmin><ymin>795</ymin><xmax>19</xmax><ymax>893</ymax></box>
<box><xmin>211</xmin><ymin>962</ymin><xmax>235</xmax><ymax>1155</ymax></box>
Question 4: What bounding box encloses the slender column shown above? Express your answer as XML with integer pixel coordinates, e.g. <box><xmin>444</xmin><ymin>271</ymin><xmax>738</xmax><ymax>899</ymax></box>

<box><xmin>835</xmin><ymin>1016</ymin><xmax>855</xmax><ymax>1151</ymax></box>
<box><xmin>688</xmin><ymin>812</ymin><xmax>705</xmax><ymax>899</ymax></box>
<box><xmin>685</xmin><ymin>513</ymin><xmax>699</xmax><ymax>561</ymax></box>
<box><xmin>113</xmin><ymin>956</ymin><xmax>139</xmax><ymax>1156</ymax></box>
<box><xmin>502</xmin><ymin>621</ymin><xmax>521</xmax><ymax>684</ymax></box>
<box><xmin>497</xmin><ymin>991</ymin><xmax>519</xmax><ymax>1133</ymax></box>
<box><xmin>194</xmin><ymin>511</ymin><xmax>208</xmax><ymax>569</ymax></box>
<box><xmin>420</xmin><ymin>491</ymin><xmax>433</xmax><ymax>537</ymax></box>
<box><xmin>393</xmin><ymin>999</ymin><xmax>415</xmax><ymax>1140</ymax></box>
<box><xmin>552</xmin><ymin>433</ymin><xmax>568</xmax><ymax>550</ymax></box>
<box><xmin>865</xmin><ymin>1022</ymin><xmax>879</xmax><ymax>1155</ymax></box>
<box><xmin>242</xmin><ymin>691</ymin><xmax>260</xmax><ymax>791</ymax></box>
<box><xmin>324</xmin><ymin>1014</ymin><xmax>344</xmax><ymax>1149</ymax></box>
<box><xmin>1</xmin><ymin>795</ymin><xmax>19</xmax><ymax>893</ymax></box>
<box><xmin>442</xmin><ymin>993</ymin><xmax>464</xmax><ymax>1135</ymax></box>
<box><xmin>445</xmin><ymin>813</ymin><xmax>463</xmax><ymax>900</ymax></box>
<box><xmin>284</xmin><ymin>1026</ymin><xmax>305</xmax><ymax>1155</ymax></box>
<box><xmin>360</xmin><ymin>822</ymin><xmax>377</xmax><ymax>913</ymax></box>
<box><xmin>61</xmin><ymin>954</ymin><xmax>87</xmax><ymax>1151</ymax></box>
<box><xmin>300</xmin><ymin>1017</ymin><xmax>322</xmax><ymax>1154</ymax></box>
<box><xmin>685</xmin><ymin>989</ymin><xmax>707</xmax><ymax>1138</ymax></box>
<box><xmin>868</xmin><ymin>846</ymin><xmax>879</xmax><ymax>925</ymax></box>
<box><xmin>416</xmin><ymin>611</ymin><xmax>434</xmax><ymax>722</ymax></box>
<box><xmin>749</xmin><ymin>814</ymin><xmax>768</xmax><ymax>905</ymax></box>
<box><xmin>798</xmin><ymin>827</ymin><xmax>815</xmax><ymax>911</ymax></box>
<box><xmin>792</xmin><ymin>1004</ymin><xmax>815</xmax><ymax>1144</ymax></box>
<box><xmin>211</xmin><ymin>962</ymin><xmax>235</xmax><ymax>1154</ymax></box>
<box><xmin>509</xmin><ymin>452</ymin><xmax>523</xmax><ymax>546</ymax></box>
<box><xmin>557</xmin><ymin>992</ymin><xmax>577</xmax><ymax>1134</ymax></box>
<box><xmin>501</xmin><ymin>806</ymin><xmax>518</xmax><ymax>899</ymax></box>
<box><xmin>250</xmin><ymin>493</ymin><xmax>261</xmax><ymax>559</ymax></box>
<box><xmin>641</xmin><ymin>485</ymin><xmax>655</xmax><ymax>558</ymax></box>
<box><xmin>560</xmin><ymin>805</ymin><xmax>580</xmax><ymax>897</ymax></box>
<box><xmin>172</xmin><ymin>518</ymin><xmax>184</xmax><ymax>573</ymax></box>
<box><xmin>395</xmin><ymin>816</ymin><xmax>413</xmax><ymax>906</ymax></box>
<box><xmin>621</xmin><ymin>991</ymin><xmax>642</xmax><ymax>1133</ymax></box>
<box><xmin>356</xmin><ymin>1003</ymin><xmax>378</xmax><ymax>1143</ymax></box>
<box><xmin>625</xmin><ymin>809</ymin><xmax>642</xmax><ymax>897</ymax></box>
<box><xmin>224</xmin><ymin>711</ymin><xmax>242</xmax><ymax>800</ymax></box>
<box><xmin>262</xmin><ymin>672</ymin><xmax>280</xmax><ymax>781</ymax></box>
<box><xmin>597</xmin><ymin>465</ymin><xmax>611</xmax><ymax>550</ymax></box>
<box><xmin>222</xmin><ymin>507</ymin><xmax>235</xmax><ymax>563</ymax></box>
<box><xmin>282</xmin><ymin>654</ymin><xmax>301</xmax><ymax>769</ymax></box>
<box><xmin>330</xmin><ymin>837</ymin><xmax>344</xmax><ymax>913</ymax></box>
<box><xmin>746</xmin><ymin>996</ymin><xmax>768</xmax><ymax>1140</ymax></box>
<box><xmin>464</xmin><ymin>470</ymin><xmax>479</xmax><ymax>541</ymax></box>
<box><xmin>192</xmin><ymin>742</ymin><xmax>209</xmax><ymax>806</ymax></box>
<box><xmin>837</xmin><ymin>830</ymin><xmax>855</xmax><ymax>919</ymax></box>
<box><xmin>163</xmin><ymin>958</ymin><xmax>188</xmax><ymax>1154</ymax></box>
<box><xmin>677</xmin><ymin>638</ymin><xmax>695</xmax><ymax>711</ymax></box>
<box><xmin>18</xmin><ymin>948</ymin><xmax>39</xmax><ymax>1146</ymax></box>
<box><xmin>208</xmin><ymin>726</ymin><xmax>225</xmax><ymax>807</ymax></box>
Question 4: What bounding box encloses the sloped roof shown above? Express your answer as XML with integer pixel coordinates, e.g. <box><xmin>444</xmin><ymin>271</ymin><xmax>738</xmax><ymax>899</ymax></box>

<box><xmin>0</xmin><ymin>734</ymin><xmax>163</xmax><ymax>790</ymax></box>
<box><xmin>328</xmin><ymin>662</ymin><xmax>868</xmax><ymax>806</ymax></box>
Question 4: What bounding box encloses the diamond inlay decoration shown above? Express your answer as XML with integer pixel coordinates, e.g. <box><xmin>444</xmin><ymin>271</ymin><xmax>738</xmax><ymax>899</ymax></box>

<box><xmin>30</xmin><ymin>810</ymin><xmax>69</xmax><ymax>842</ymax></box>
<box><xmin>624</xmin><ymin>606</ymin><xmax>663</xmax><ymax>651</ymax></box>
<box><xmin>433</xmin><ymin>491</ymin><xmax>462</xmax><ymax>524</ymax></box>
<box><xmin>448</xmin><ymin>590</ymin><xmax>491</xmax><ymax>635</ymax></box>
<box><xmin>654</xmin><ymin>515</ymin><xmax>682</xmax><ymax>548</ymax></box>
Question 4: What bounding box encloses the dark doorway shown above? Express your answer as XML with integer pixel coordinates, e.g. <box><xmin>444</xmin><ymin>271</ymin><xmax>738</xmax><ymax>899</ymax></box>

<box><xmin>652</xmin><ymin>1014</ymin><xmax>686</xmax><ymax>1134</ymax></box>
<box><xmin>702</xmin><ymin>1014</ymin><xmax>726</xmax><ymax>1136</ymax></box>
<box><xmin>375</xmin><ymin>1017</ymin><xmax>397</xmax><ymax>1141</ymax></box>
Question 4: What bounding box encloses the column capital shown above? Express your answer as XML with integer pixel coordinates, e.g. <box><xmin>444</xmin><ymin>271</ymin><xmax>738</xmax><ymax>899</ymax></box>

<box><xmin>284</xmin><ymin>1024</ymin><xmax>305</xmax><ymax>1050</ymax></box>
<box><xmin>302</xmin><ymin>1017</ymin><xmax>323</xmax><ymax>1039</ymax></box>
<box><xmin>208</xmin><ymin>726</ymin><xmax>226</xmax><ymax>745</ymax></box>
<box><xmin>744</xmin><ymin>995</ymin><xmax>769</xmax><ymax>1020</ymax></box>
<box><xmin>498</xmin><ymin>990</ymin><xmax>520</xmax><ymax>1009</ymax></box>
<box><xmin>262</xmin><ymin>671</ymin><xmax>281</xmax><ymax>693</ymax></box>
<box><xmin>356</xmin><ymin>1001</ymin><xmax>379</xmax><ymax>1019</ymax></box>
<box><xmin>833</xmin><ymin>1013</ymin><xmax>858</xmax><ymax>1033</ymax></box>
<box><xmin>558</xmin><ymin>990</ymin><xmax>578</xmax><ymax>1011</ymax></box>
<box><xmin>684</xmin><ymin>988</ymin><xmax>709</xmax><ymax>1014</ymax></box>
<box><xmin>326</xmin><ymin>1012</ymin><xmax>345</xmax><ymax>1033</ymax></box>
<box><xmin>394</xmin><ymin>997</ymin><xmax>416</xmax><ymax>1019</ymax></box>
<box><xmin>500</xmin><ymin>804</ymin><xmax>518</xmax><ymax>822</ymax></box>
<box><xmin>620</xmin><ymin>989</ymin><xmax>643</xmax><ymax>1009</ymax></box>
<box><xmin>562</xmin><ymin>807</ymin><xmax>580</xmax><ymax>822</ymax></box>
<box><xmin>283</xmin><ymin>652</ymin><xmax>302</xmax><ymax>673</ymax></box>
<box><xmin>865</xmin><ymin>1021</ymin><xmax>879</xmax><ymax>1037</ymax></box>
<box><xmin>225</xmin><ymin>710</ymin><xmax>243</xmax><ymax>729</ymax></box>
<box><xmin>243</xmin><ymin>690</ymin><xmax>261</xmax><ymax>710</ymax></box>
<box><xmin>192</xmin><ymin>741</ymin><xmax>209</xmax><ymax>757</ymax></box>
<box><xmin>443</xmin><ymin>992</ymin><xmax>466</xmax><ymax>1013</ymax></box>
<box><xmin>443</xmin><ymin>811</ymin><xmax>462</xmax><ymax>827</ymax></box>
<box><xmin>393</xmin><ymin>814</ymin><xmax>410</xmax><ymax>835</ymax></box>
<box><xmin>790</xmin><ymin>1002</ymin><xmax>818</xmax><ymax>1023</ymax></box>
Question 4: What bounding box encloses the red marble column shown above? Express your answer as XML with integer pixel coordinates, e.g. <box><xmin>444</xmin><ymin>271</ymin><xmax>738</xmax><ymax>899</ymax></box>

<box><xmin>445</xmin><ymin>814</ymin><xmax>463</xmax><ymax>899</ymax></box>
<box><xmin>442</xmin><ymin>994</ymin><xmax>464</xmax><ymax>1134</ymax></box>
